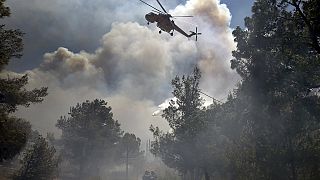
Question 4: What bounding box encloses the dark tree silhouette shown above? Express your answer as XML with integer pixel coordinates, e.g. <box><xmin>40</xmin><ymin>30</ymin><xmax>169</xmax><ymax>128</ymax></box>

<box><xmin>0</xmin><ymin>0</ymin><xmax>47</xmax><ymax>162</ymax></box>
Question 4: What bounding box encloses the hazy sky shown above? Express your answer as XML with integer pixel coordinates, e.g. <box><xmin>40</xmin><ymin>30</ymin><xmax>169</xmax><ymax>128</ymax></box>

<box><xmin>4</xmin><ymin>0</ymin><xmax>255</xmax><ymax>142</ymax></box>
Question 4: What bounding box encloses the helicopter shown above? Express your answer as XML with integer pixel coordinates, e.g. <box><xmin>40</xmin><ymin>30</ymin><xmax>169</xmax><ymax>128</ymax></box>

<box><xmin>139</xmin><ymin>0</ymin><xmax>201</xmax><ymax>41</ymax></box>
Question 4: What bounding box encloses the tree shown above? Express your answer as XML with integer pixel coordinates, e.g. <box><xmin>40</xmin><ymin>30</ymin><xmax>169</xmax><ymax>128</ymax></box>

<box><xmin>0</xmin><ymin>0</ymin><xmax>23</xmax><ymax>71</ymax></box>
<box><xmin>120</xmin><ymin>133</ymin><xmax>144</xmax><ymax>179</ymax></box>
<box><xmin>151</xmin><ymin>67</ymin><xmax>208</xmax><ymax>179</ymax></box>
<box><xmin>13</xmin><ymin>134</ymin><xmax>59</xmax><ymax>180</ymax></box>
<box><xmin>120</xmin><ymin>133</ymin><xmax>142</xmax><ymax>158</ymax></box>
<box><xmin>0</xmin><ymin>0</ymin><xmax>47</xmax><ymax>162</ymax></box>
<box><xmin>0</xmin><ymin>116</ymin><xmax>31</xmax><ymax>163</ymax></box>
<box><xmin>162</xmin><ymin>67</ymin><xmax>203</xmax><ymax>140</ymax></box>
<box><xmin>230</xmin><ymin>0</ymin><xmax>320</xmax><ymax>179</ymax></box>
<box><xmin>56</xmin><ymin>99</ymin><xmax>123</xmax><ymax>179</ymax></box>
<box><xmin>281</xmin><ymin>0</ymin><xmax>320</xmax><ymax>54</ymax></box>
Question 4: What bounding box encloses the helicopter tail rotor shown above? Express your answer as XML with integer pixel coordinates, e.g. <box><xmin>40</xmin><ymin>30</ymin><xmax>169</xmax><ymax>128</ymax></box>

<box><xmin>196</xmin><ymin>27</ymin><xmax>202</xmax><ymax>41</ymax></box>
<box><xmin>189</xmin><ymin>27</ymin><xmax>202</xmax><ymax>41</ymax></box>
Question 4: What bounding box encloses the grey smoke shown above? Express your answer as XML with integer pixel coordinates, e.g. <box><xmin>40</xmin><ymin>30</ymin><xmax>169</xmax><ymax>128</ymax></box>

<box><xmin>12</xmin><ymin>0</ymin><xmax>240</xmax><ymax>142</ymax></box>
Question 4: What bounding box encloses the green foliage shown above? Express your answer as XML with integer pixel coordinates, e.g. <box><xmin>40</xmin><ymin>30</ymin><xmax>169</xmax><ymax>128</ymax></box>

<box><xmin>0</xmin><ymin>116</ymin><xmax>31</xmax><ymax>162</ymax></box>
<box><xmin>0</xmin><ymin>25</ymin><xmax>23</xmax><ymax>71</ymax></box>
<box><xmin>0</xmin><ymin>0</ymin><xmax>23</xmax><ymax>71</ymax></box>
<box><xmin>162</xmin><ymin>67</ymin><xmax>204</xmax><ymax>139</ymax></box>
<box><xmin>151</xmin><ymin>67</ymin><xmax>210</xmax><ymax>178</ymax></box>
<box><xmin>0</xmin><ymin>0</ymin><xmax>47</xmax><ymax>162</ymax></box>
<box><xmin>0</xmin><ymin>0</ymin><xmax>10</xmax><ymax>18</ymax></box>
<box><xmin>151</xmin><ymin>1</ymin><xmax>320</xmax><ymax>179</ymax></box>
<box><xmin>0</xmin><ymin>75</ymin><xmax>48</xmax><ymax>113</ymax></box>
<box><xmin>13</xmin><ymin>134</ymin><xmax>59</xmax><ymax>180</ymax></box>
<box><xmin>120</xmin><ymin>133</ymin><xmax>142</xmax><ymax>157</ymax></box>
<box><xmin>228</xmin><ymin>0</ymin><xmax>320</xmax><ymax>179</ymax></box>
<box><xmin>56</xmin><ymin>99</ymin><xmax>123</xmax><ymax>178</ymax></box>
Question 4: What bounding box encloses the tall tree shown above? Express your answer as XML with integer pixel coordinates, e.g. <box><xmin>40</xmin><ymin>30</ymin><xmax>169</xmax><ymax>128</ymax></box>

<box><xmin>151</xmin><ymin>67</ymin><xmax>207</xmax><ymax>179</ymax></box>
<box><xmin>230</xmin><ymin>0</ymin><xmax>320</xmax><ymax>179</ymax></box>
<box><xmin>0</xmin><ymin>0</ymin><xmax>47</xmax><ymax>162</ymax></box>
<box><xmin>0</xmin><ymin>0</ymin><xmax>23</xmax><ymax>71</ymax></box>
<box><xmin>56</xmin><ymin>99</ymin><xmax>123</xmax><ymax>179</ymax></box>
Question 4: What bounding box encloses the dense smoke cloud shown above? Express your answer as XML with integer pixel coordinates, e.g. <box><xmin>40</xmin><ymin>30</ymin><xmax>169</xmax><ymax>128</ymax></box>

<box><xmin>5</xmin><ymin>0</ymin><xmax>182</xmax><ymax>71</ymax></box>
<box><xmin>13</xmin><ymin>0</ymin><xmax>240</xmax><ymax>142</ymax></box>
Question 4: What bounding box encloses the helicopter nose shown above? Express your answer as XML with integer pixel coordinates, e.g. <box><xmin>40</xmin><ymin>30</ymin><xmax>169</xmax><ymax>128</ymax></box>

<box><xmin>145</xmin><ymin>13</ymin><xmax>156</xmax><ymax>23</ymax></box>
<box><xmin>145</xmin><ymin>14</ymin><xmax>151</xmax><ymax>22</ymax></box>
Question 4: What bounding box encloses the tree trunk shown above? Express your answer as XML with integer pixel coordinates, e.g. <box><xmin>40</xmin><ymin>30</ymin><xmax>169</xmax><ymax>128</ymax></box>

<box><xmin>289</xmin><ymin>138</ymin><xmax>297</xmax><ymax>180</ymax></box>
<box><xmin>191</xmin><ymin>169</ymin><xmax>195</xmax><ymax>180</ymax></box>
<box><xmin>79</xmin><ymin>162</ymin><xmax>84</xmax><ymax>179</ymax></box>
<box><xmin>182</xmin><ymin>171</ymin><xmax>187</xmax><ymax>180</ymax></box>
<box><xmin>204</xmin><ymin>170</ymin><xmax>210</xmax><ymax>180</ymax></box>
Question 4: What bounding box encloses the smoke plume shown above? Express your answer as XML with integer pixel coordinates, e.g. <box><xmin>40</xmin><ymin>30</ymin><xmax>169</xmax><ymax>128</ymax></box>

<box><xmin>12</xmin><ymin>0</ymin><xmax>239</xmax><ymax>142</ymax></box>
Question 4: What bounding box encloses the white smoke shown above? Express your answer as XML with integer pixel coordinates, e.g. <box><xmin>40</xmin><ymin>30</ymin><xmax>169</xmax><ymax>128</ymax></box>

<box><xmin>152</xmin><ymin>97</ymin><xmax>178</xmax><ymax>116</ymax></box>
<box><xmin>13</xmin><ymin>0</ymin><xmax>240</xmax><ymax>142</ymax></box>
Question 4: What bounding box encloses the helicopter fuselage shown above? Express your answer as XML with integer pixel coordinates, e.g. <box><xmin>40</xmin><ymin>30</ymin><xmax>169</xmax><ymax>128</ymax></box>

<box><xmin>139</xmin><ymin>0</ymin><xmax>200</xmax><ymax>40</ymax></box>
<box><xmin>145</xmin><ymin>12</ymin><xmax>174</xmax><ymax>33</ymax></box>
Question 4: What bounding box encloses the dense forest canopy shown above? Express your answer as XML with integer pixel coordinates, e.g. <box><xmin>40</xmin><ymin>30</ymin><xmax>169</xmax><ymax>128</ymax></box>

<box><xmin>151</xmin><ymin>0</ymin><xmax>320</xmax><ymax>179</ymax></box>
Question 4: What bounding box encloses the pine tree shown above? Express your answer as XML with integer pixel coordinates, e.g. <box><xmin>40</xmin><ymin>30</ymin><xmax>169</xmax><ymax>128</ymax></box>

<box><xmin>56</xmin><ymin>99</ymin><xmax>123</xmax><ymax>178</ymax></box>
<box><xmin>0</xmin><ymin>0</ymin><xmax>47</xmax><ymax>162</ymax></box>
<box><xmin>151</xmin><ymin>67</ymin><xmax>206</xmax><ymax>179</ymax></box>
<box><xmin>230</xmin><ymin>0</ymin><xmax>320</xmax><ymax>178</ymax></box>
<box><xmin>13</xmin><ymin>135</ymin><xmax>59</xmax><ymax>180</ymax></box>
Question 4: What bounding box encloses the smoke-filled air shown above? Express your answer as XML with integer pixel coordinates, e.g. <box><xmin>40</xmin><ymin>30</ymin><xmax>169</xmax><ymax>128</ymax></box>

<box><xmin>1</xmin><ymin>0</ymin><xmax>320</xmax><ymax>179</ymax></box>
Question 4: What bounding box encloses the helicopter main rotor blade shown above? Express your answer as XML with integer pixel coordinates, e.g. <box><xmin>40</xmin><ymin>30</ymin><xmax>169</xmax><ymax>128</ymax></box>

<box><xmin>138</xmin><ymin>0</ymin><xmax>163</xmax><ymax>14</ymax></box>
<box><xmin>156</xmin><ymin>0</ymin><xmax>168</xmax><ymax>14</ymax></box>
<box><xmin>152</xmin><ymin>10</ymin><xmax>160</xmax><ymax>13</ymax></box>
<box><xmin>172</xmin><ymin>16</ymin><xmax>193</xmax><ymax>18</ymax></box>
